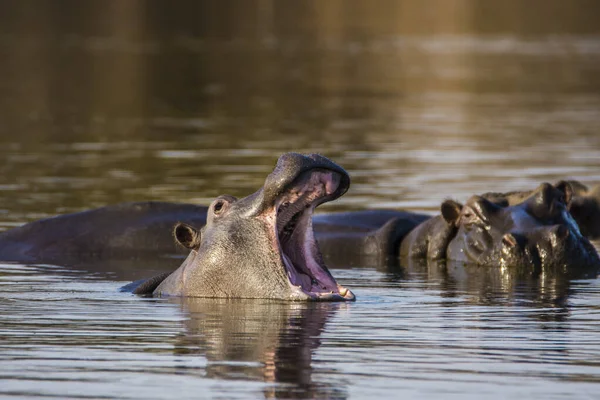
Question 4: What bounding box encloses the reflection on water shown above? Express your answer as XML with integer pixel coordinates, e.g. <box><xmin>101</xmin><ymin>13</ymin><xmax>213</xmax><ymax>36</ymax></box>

<box><xmin>1</xmin><ymin>1</ymin><xmax>600</xmax><ymax>399</ymax></box>
<box><xmin>174</xmin><ymin>299</ymin><xmax>344</xmax><ymax>399</ymax></box>
<box><xmin>403</xmin><ymin>258</ymin><xmax>574</xmax><ymax>316</ymax></box>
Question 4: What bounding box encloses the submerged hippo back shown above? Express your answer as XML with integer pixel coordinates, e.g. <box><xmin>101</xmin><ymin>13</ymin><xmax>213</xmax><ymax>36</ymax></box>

<box><xmin>0</xmin><ymin>202</ymin><xmax>208</xmax><ymax>263</ymax></box>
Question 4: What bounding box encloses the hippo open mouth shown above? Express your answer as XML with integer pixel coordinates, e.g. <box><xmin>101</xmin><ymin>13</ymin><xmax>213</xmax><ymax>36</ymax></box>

<box><xmin>275</xmin><ymin>169</ymin><xmax>355</xmax><ymax>301</ymax></box>
<box><xmin>137</xmin><ymin>152</ymin><xmax>356</xmax><ymax>300</ymax></box>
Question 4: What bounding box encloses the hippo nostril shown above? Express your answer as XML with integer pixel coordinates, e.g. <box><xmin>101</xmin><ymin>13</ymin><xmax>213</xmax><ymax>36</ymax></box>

<box><xmin>502</xmin><ymin>233</ymin><xmax>518</xmax><ymax>248</ymax></box>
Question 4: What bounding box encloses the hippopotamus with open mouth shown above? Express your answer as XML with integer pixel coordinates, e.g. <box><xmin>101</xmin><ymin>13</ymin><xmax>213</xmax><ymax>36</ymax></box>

<box><xmin>400</xmin><ymin>182</ymin><xmax>600</xmax><ymax>274</ymax></box>
<box><xmin>133</xmin><ymin>152</ymin><xmax>356</xmax><ymax>301</ymax></box>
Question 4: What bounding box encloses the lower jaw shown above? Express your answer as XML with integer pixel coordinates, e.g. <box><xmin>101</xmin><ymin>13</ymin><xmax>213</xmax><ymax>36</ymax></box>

<box><xmin>284</xmin><ymin>258</ymin><xmax>356</xmax><ymax>301</ymax></box>
<box><xmin>290</xmin><ymin>284</ymin><xmax>356</xmax><ymax>302</ymax></box>
<box><xmin>278</xmin><ymin>208</ymin><xmax>355</xmax><ymax>301</ymax></box>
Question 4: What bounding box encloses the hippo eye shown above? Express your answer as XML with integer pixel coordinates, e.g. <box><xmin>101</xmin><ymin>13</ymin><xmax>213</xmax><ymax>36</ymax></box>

<box><xmin>210</xmin><ymin>195</ymin><xmax>237</xmax><ymax>217</ymax></box>
<box><xmin>213</xmin><ymin>201</ymin><xmax>225</xmax><ymax>214</ymax></box>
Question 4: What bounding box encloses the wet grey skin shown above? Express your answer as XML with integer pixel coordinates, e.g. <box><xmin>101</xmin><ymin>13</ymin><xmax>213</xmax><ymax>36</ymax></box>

<box><xmin>141</xmin><ymin>153</ymin><xmax>356</xmax><ymax>301</ymax></box>
<box><xmin>482</xmin><ymin>180</ymin><xmax>600</xmax><ymax>239</ymax></box>
<box><xmin>401</xmin><ymin>182</ymin><xmax>600</xmax><ymax>274</ymax></box>
<box><xmin>313</xmin><ymin>209</ymin><xmax>430</xmax><ymax>268</ymax></box>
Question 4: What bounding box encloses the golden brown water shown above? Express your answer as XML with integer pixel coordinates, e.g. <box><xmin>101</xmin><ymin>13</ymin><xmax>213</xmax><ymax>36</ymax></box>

<box><xmin>1</xmin><ymin>1</ymin><xmax>600</xmax><ymax>399</ymax></box>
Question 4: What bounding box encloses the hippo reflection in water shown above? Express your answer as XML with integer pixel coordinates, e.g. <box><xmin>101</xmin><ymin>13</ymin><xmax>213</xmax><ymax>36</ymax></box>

<box><xmin>401</xmin><ymin>182</ymin><xmax>600</xmax><ymax>275</ymax></box>
<box><xmin>133</xmin><ymin>152</ymin><xmax>356</xmax><ymax>301</ymax></box>
<box><xmin>172</xmin><ymin>299</ymin><xmax>343</xmax><ymax>398</ymax></box>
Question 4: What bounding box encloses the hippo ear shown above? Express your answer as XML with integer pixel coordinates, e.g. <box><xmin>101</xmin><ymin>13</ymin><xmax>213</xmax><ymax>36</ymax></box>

<box><xmin>554</xmin><ymin>180</ymin><xmax>573</xmax><ymax>206</ymax></box>
<box><xmin>174</xmin><ymin>223</ymin><xmax>201</xmax><ymax>249</ymax></box>
<box><xmin>441</xmin><ymin>200</ymin><xmax>463</xmax><ymax>224</ymax></box>
<box><xmin>531</xmin><ymin>183</ymin><xmax>555</xmax><ymax>209</ymax></box>
<box><xmin>556</xmin><ymin>179</ymin><xmax>588</xmax><ymax>196</ymax></box>
<box><xmin>471</xmin><ymin>196</ymin><xmax>502</xmax><ymax>218</ymax></box>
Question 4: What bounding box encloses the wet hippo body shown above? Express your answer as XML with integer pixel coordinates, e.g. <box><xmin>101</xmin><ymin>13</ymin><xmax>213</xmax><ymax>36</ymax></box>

<box><xmin>138</xmin><ymin>152</ymin><xmax>357</xmax><ymax>301</ymax></box>
<box><xmin>397</xmin><ymin>213</ymin><xmax>456</xmax><ymax>261</ymax></box>
<box><xmin>312</xmin><ymin>210</ymin><xmax>430</xmax><ymax>267</ymax></box>
<box><xmin>401</xmin><ymin>182</ymin><xmax>600</xmax><ymax>275</ymax></box>
<box><xmin>0</xmin><ymin>202</ymin><xmax>208</xmax><ymax>264</ymax></box>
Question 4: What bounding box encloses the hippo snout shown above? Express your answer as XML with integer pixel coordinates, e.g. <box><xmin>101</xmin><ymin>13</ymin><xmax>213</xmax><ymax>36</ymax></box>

<box><xmin>258</xmin><ymin>153</ymin><xmax>350</xmax><ymax>214</ymax></box>
<box><xmin>499</xmin><ymin>224</ymin><xmax>591</xmax><ymax>271</ymax></box>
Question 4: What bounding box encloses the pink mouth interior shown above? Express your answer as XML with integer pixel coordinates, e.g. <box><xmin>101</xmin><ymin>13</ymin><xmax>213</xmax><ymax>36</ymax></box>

<box><xmin>275</xmin><ymin>170</ymin><xmax>343</xmax><ymax>296</ymax></box>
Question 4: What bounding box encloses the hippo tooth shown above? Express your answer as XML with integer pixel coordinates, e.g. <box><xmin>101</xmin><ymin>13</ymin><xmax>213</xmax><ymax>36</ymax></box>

<box><xmin>339</xmin><ymin>288</ymin><xmax>348</xmax><ymax>296</ymax></box>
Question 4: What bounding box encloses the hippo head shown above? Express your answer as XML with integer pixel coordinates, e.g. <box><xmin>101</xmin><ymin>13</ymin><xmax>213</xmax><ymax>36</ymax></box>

<box><xmin>153</xmin><ymin>153</ymin><xmax>355</xmax><ymax>301</ymax></box>
<box><xmin>441</xmin><ymin>182</ymin><xmax>600</xmax><ymax>272</ymax></box>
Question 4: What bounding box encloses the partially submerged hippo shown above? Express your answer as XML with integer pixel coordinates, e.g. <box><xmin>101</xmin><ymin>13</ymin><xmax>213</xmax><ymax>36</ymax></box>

<box><xmin>482</xmin><ymin>180</ymin><xmax>600</xmax><ymax>239</ymax></box>
<box><xmin>0</xmin><ymin>202</ymin><xmax>208</xmax><ymax>264</ymax></box>
<box><xmin>132</xmin><ymin>153</ymin><xmax>356</xmax><ymax>301</ymax></box>
<box><xmin>313</xmin><ymin>209</ymin><xmax>430</xmax><ymax>267</ymax></box>
<box><xmin>401</xmin><ymin>182</ymin><xmax>600</xmax><ymax>274</ymax></box>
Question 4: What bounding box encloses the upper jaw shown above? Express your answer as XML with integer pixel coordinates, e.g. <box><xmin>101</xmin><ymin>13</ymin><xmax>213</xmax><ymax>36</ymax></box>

<box><xmin>257</xmin><ymin>153</ymin><xmax>350</xmax><ymax>214</ymax></box>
